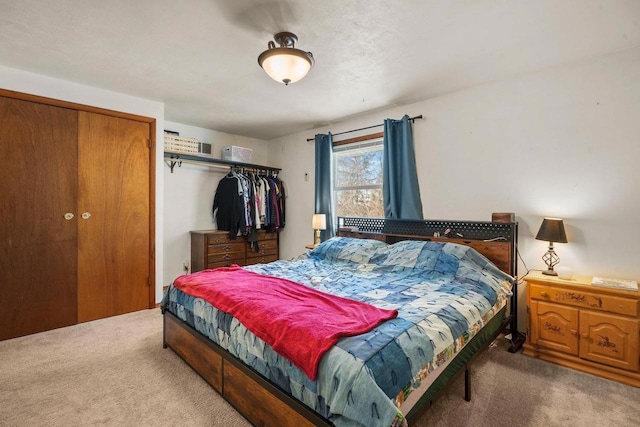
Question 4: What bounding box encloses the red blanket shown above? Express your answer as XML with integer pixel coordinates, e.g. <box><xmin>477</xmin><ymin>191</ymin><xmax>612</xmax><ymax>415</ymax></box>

<box><xmin>172</xmin><ymin>266</ymin><xmax>398</xmax><ymax>380</ymax></box>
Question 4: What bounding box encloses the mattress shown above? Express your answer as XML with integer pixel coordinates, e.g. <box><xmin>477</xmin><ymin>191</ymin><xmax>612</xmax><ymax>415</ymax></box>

<box><xmin>162</xmin><ymin>237</ymin><xmax>513</xmax><ymax>427</ymax></box>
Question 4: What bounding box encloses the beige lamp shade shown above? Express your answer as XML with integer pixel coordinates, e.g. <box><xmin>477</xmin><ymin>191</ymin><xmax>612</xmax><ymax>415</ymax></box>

<box><xmin>312</xmin><ymin>214</ymin><xmax>327</xmax><ymax>230</ymax></box>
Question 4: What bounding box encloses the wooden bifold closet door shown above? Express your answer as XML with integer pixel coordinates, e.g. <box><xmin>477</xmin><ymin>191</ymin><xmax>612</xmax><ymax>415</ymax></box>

<box><xmin>77</xmin><ymin>112</ymin><xmax>150</xmax><ymax>322</ymax></box>
<box><xmin>0</xmin><ymin>95</ymin><xmax>153</xmax><ymax>340</ymax></box>
<box><xmin>0</xmin><ymin>96</ymin><xmax>79</xmax><ymax>340</ymax></box>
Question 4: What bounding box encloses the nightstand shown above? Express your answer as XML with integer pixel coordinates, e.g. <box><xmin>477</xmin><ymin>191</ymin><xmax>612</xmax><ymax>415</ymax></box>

<box><xmin>523</xmin><ymin>270</ymin><xmax>640</xmax><ymax>387</ymax></box>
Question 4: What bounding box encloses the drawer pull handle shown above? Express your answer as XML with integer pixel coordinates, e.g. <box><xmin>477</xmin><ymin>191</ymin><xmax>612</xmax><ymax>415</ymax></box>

<box><xmin>570</xmin><ymin>329</ymin><xmax>578</xmax><ymax>336</ymax></box>
<box><xmin>224</xmin><ymin>246</ymin><xmax>231</xmax><ymax>251</ymax></box>
<box><xmin>223</xmin><ymin>254</ymin><xmax>231</xmax><ymax>260</ymax></box>
<box><xmin>540</xmin><ymin>291</ymin><xmax>549</xmax><ymax>297</ymax></box>
<box><xmin>81</xmin><ymin>212</ymin><xmax>91</xmax><ymax>220</ymax></box>
<box><xmin>64</xmin><ymin>212</ymin><xmax>75</xmax><ymax>220</ymax></box>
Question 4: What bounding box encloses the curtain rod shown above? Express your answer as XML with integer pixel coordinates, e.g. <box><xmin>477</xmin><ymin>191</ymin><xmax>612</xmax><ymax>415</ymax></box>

<box><xmin>305</xmin><ymin>115</ymin><xmax>423</xmax><ymax>142</ymax></box>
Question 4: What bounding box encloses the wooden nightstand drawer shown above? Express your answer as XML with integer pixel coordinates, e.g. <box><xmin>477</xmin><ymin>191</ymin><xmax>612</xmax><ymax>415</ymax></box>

<box><xmin>529</xmin><ymin>284</ymin><xmax>639</xmax><ymax>317</ymax></box>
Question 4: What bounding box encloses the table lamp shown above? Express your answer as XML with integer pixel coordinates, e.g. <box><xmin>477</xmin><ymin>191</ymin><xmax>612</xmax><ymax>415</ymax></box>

<box><xmin>312</xmin><ymin>214</ymin><xmax>326</xmax><ymax>246</ymax></box>
<box><xmin>535</xmin><ymin>218</ymin><xmax>568</xmax><ymax>276</ymax></box>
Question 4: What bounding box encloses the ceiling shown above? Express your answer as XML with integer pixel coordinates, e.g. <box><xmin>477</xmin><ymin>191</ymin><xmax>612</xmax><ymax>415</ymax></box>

<box><xmin>1</xmin><ymin>1</ymin><xmax>639</xmax><ymax>140</ymax></box>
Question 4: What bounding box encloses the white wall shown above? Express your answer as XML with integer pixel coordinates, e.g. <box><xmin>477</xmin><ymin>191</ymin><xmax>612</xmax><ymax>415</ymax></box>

<box><xmin>0</xmin><ymin>64</ymin><xmax>167</xmax><ymax>303</ymax></box>
<box><xmin>162</xmin><ymin>122</ymin><xmax>269</xmax><ymax>286</ymax></box>
<box><xmin>5</xmin><ymin>44</ymin><xmax>638</xmax><ymax>316</ymax></box>
<box><xmin>270</xmin><ymin>47</ymin><xmax>640</xmax><ymax>330</ymax></box>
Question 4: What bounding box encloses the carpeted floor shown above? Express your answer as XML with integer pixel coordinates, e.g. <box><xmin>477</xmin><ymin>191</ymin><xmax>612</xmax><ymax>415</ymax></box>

<box><xmin>0</xmin><ymin>308</ymin><xmax>638</xmax><ymax>427</ymax></box>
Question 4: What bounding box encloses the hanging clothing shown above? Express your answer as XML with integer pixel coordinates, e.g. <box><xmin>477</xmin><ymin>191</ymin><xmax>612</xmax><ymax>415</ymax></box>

<box><xmin>212</xmin><ymin>169</ymin><xmax>286</xmax><ymax>241</ymax></box>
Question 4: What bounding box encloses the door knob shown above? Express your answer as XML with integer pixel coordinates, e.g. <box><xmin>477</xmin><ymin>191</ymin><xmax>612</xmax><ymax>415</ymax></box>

<box><xmin>64</xmin><ymin>213</ymin><xmax>75</xmax><ymax>220</ymax></box>
<box><xmin>81</xmin><ymin>212</ymin><xmax>92</xmax><ymax>220</ymax></box>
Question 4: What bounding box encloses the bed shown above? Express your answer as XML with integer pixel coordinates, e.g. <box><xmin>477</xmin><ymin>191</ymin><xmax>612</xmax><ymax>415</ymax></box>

<box><xmin>162</xmin><ymin>217</ymin><xmax>520</xmax><ymax>426</ymax></box>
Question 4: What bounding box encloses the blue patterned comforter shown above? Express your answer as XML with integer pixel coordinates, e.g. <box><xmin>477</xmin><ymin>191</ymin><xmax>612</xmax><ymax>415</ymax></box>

<box><xmin>162</xmin><ymin>237</ymin><xmax>513</xmax><ymax>427</ymax></box>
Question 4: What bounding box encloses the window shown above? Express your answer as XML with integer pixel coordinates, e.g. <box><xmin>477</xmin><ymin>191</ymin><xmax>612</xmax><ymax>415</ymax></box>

<box><xmin>333</xmin><ymin>139</ymin><xmax>384</xmax><ymax>218</ymax></box>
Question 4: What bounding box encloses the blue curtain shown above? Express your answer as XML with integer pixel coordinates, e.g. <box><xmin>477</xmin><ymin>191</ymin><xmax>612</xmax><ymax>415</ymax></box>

<box><xmin>314</xmin><ymin>133</ymin><xmax>334</xmax><ymax>241</ymax></box>
<box><xmin>383</xmin><ymin>115</ymin><xmax>424</xmax><ymax>219</ymax></box>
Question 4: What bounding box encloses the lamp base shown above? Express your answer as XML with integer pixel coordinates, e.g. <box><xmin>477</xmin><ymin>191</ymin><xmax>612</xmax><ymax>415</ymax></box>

<box><xmin>541</xmin><ymin>243</ymin><xmax>560</xmax><ymax>276</ymax></box>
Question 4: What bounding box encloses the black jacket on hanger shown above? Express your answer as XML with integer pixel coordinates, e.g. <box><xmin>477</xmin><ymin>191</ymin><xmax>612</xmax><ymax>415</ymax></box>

<box><xmin>212</xmin><ymin>174</ymin><xmax>245</xmax><ymax>239</ymax></box>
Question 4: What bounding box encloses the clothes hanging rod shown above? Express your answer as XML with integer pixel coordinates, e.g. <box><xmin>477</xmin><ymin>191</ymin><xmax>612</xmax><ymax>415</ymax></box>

<box><xmin>305</xmin><ymin>114</ymin><xmax>423</xmax><ymax>142</ymax></box>
<box><xmin>164</xmin><ymin>152</ymin><xmax>281</xmax><ymax>174</ymax></box>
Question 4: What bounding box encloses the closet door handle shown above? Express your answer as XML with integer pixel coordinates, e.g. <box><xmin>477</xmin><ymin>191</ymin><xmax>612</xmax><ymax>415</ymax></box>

<box><xmin>64</xmin><ymin>213</ymin><xmax>75</xmax><ymax>220</ymax></box>
<box><xmin>81</xmin><ymin>212</ymin><xmax>92</xmax><ymax>220</ymax></box>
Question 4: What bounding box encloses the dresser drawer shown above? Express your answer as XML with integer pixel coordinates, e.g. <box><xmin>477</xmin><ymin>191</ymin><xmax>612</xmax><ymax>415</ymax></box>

<box><xmin>256</xmin><ymin>231</ymin><xmax>278</xmax><ymax>241</ymax></box>
<box><xmin>207</xmin><ymin>251</ymin><xmax>245</xmax><ymax>264</ymax></box>
<box><xmin>530</xmin><ymin>284</ymin><xmax>639</xmax><ymax>316</ymax></box>
<box><xmin>247</xmin><ymin>239</ymin><xmax>278</xmax><ymax>255</ymax></box>
<box><xmin>207</xmin><ymin>234</ymin><xmax>238</xmax><ymax>245</ymax></box>
<box><xmin>245</xmin><ymin>255</ymin><xmax>278</xmax><ymax>266</ymax></box>
<box><xmin>208</xmin><ymin>241</ymin><xmax>246</xmax><ymax>254</ymax></box>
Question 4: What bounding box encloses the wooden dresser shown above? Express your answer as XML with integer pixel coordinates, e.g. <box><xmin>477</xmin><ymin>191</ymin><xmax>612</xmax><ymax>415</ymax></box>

<box><xmin>523</xmin><ymin>270</ymin><xmax>640</xmax><ymax>387</ymax></box>
<box><xmin>190</xmin><ymin>230</ymin><xmax>279</xmax><ymax>272</ymax></box>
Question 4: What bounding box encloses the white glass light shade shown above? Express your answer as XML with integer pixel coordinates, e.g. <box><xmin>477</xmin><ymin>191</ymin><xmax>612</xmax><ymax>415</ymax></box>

<box><xmin>312</xmin><ymin>214</ymin><xmax>326</xmax><ymax>230</ymax></box>
<box><xmin>259</xmin><ymin>48</ymin><xmax>313</xmax><ymax>85</ymax></box>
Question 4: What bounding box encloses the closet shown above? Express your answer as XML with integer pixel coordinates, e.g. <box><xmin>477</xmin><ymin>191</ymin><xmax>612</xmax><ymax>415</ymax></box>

<box><xmin>0</xmin><ymin>92</ymin><xmax>155</xmax><ymax>340</ymax></box>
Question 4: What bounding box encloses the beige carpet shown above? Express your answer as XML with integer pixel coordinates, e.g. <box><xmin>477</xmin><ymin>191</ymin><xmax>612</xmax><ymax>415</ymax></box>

<box><xmin>0</xmin><ymin>308</ymin><xmax>638</xmax><ymax>427</ymax></box>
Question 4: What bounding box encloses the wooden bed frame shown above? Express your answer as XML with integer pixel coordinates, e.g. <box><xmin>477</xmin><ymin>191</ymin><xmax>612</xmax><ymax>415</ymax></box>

<box><xmin>163</xmin><ymin>216</ymin><xmax>521</xmax><ymax>426</ymax></box>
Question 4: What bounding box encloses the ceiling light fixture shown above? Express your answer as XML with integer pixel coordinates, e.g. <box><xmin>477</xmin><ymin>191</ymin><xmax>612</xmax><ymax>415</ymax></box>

<box><xmin>258</xmin><ymin>32</ymin><xmax>314</xmax><ymax>86</ymax></box>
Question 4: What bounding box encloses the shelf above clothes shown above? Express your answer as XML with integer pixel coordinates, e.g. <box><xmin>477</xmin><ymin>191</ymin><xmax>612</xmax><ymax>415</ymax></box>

<box><xmin>164</xmin><ymin>151</ymin><xmax>281</xmax><ymax>174</ymax></box>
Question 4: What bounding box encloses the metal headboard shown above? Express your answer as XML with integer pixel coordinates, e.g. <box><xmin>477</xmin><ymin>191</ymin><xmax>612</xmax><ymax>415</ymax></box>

<box><xmin>339</xmin><ymin>217</ymin><xmax>515</xmax><ymax>241</ymax></box>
